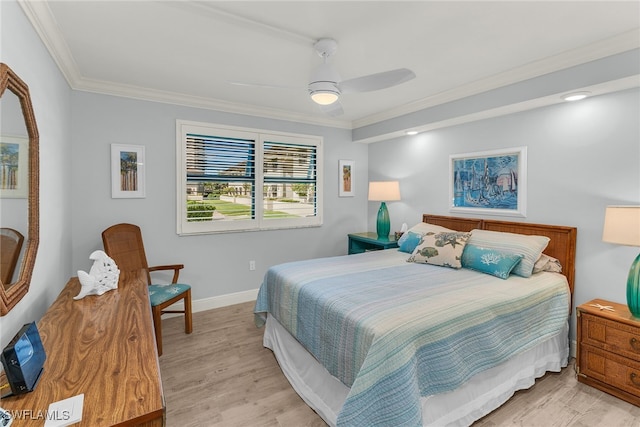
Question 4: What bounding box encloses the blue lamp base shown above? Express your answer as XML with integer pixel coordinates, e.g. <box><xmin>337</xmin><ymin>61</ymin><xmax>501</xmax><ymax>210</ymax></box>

<box><xmin>376</xmin><ymin>202</ymin><xmax>390</xmax><ymax>240</ymax></box>
<box><xmin>627</xmin><ymin>252</ymin><xmax>640</xmax><ymax>317</ymax></box>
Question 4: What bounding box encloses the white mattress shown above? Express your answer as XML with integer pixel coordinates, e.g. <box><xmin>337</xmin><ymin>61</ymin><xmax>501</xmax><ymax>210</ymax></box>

<box><xmin>264</xmin><ymin>314</ymin><xmax>569</xmax><ymax>427</ymax></box>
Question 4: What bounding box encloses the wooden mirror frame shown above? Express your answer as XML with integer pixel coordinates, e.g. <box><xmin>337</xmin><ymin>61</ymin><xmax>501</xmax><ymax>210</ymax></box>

<box><xmin>0</xmin><ymin>63</ymin><xmax>40</xmax><ymax>315</ymax></box>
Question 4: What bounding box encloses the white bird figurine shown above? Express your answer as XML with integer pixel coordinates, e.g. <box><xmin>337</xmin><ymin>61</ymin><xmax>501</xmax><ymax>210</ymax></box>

<box><xmin>74</xmin><ymin>250</ymin><xmax>120</xmax><ymax>300</ymax></box>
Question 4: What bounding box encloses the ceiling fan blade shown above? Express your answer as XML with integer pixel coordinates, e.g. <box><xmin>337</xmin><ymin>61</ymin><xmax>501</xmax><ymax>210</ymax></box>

<box><xmin>339</xmin><ymin>68</ymin><xmax>415</xmax><ymax>94</ymax></box>
<box><xmin>319</xmin><ymin>100</ymin><xmax>344</xmax><ymax>117</ymax></box>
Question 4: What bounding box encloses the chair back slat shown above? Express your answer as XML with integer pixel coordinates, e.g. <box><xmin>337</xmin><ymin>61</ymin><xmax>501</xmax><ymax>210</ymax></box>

<box><xmin>102</xmin><ymin>223</ymin><xmax>152</xmax><ymax>285</ymax></box>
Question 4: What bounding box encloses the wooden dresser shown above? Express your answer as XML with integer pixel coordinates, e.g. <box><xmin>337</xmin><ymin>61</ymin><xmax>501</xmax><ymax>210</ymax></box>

<box><xmin>0</xmin><ymin>270</ymin><xmax>165</xmax><ymax>426</ymax></box>
<box><xmin>576</xmin><ymin>298</ymin><xmax>640</xmax><ymax>406</ymax></box>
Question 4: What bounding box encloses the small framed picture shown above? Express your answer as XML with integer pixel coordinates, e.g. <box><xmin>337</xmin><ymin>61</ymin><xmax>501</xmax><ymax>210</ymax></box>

<box><xmin>111</xmin><ymin>144</ymin><xmax>145</xmax><ymax>198</ymax></box>
<box><xmin>0</xmin><ymin>136</ymin><xmax>29</xmax><ymax>199</ymax></box>
<box><xmin>339</xmin><ymin>160</ymin><xmax>354</xmax><ymax>197</ymax></box>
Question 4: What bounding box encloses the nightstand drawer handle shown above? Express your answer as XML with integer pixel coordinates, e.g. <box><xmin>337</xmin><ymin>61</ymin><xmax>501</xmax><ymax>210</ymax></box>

<box><xmin>631</xmin><ymin>337</ymin><xmax>640</xmax><ymax>352</ymax></box>
<box><xmin>631</xmin><ymin>373</ymin><xmax>640</xmax><ymax>388</ymax></box>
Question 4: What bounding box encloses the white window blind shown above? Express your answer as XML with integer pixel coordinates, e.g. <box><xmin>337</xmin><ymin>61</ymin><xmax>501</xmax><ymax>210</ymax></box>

<box><xmin>262</xmin><ymin>140</ymin><xmax>317</xmax><ymax>220</ymax></box>
<box><xmin>177</xmin><ymin>120</ymin><xmax>323</xmax><ymax>235</ymax></box>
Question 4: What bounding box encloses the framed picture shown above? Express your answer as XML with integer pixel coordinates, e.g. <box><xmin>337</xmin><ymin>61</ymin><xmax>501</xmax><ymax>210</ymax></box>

<box><xmin>111</xmin><ymin>144</ymin><xmax>145</xmax><ymax>198</ymax></box>
<box><xmin>0</xmin><ymin>136</ymin><xmax>29</xmax><ymax>199</ymax></box>
<box><xmin>449</xmin><ymin>146</ymin><xmax>527</xmax><ymax>217</ymax></box>
<box><xmin>339</xmin><ymin>160</ymin><xmax>354</xmax><ymax>197</ymax></box>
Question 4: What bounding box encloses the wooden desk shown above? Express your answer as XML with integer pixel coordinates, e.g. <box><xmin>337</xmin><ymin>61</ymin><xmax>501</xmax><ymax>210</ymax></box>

<box><xmin>0</xmin><ymin>270</ymin><xmax>165</xmax><ymax>426</ymax></box>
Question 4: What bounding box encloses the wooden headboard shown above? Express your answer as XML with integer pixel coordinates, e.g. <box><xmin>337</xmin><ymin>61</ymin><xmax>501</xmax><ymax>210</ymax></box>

<box><xmin>422</xmin><ymin>214</ymin><xmax>577</xmax><ymax>298</ymax></box>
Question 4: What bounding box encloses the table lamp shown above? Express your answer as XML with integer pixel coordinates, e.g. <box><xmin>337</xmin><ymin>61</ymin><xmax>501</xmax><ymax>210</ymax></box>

<box><xmin>602</xmin><ymin>205</ymin><xmax>640</xmax><ymax>317</ymax></box>
<box><xmin>368</xmin><ymin>181</ymin><xmax>401</xmax><ymax>240</ymax></box>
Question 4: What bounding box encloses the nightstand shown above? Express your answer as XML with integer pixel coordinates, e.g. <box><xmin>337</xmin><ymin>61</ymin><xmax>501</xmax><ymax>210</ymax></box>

<box><xmin>576</xmin><ymin>298</ymin><xmax>640</xmax><ymax>406</ymax></box>
<box><xmin>348</xmin><ymin>232</ymin><xmax>399</xmax><ymax>255</ymax></box>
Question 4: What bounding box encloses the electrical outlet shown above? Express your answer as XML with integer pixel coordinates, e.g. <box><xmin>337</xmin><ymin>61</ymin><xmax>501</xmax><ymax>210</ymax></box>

<box><xmin>249</xmin><ymin>260</ymin><xmax>256</xmax><ymax>271</ymax></box>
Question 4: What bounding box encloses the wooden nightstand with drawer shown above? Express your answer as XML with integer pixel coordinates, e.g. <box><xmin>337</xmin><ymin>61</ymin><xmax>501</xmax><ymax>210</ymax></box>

<box><xmin>576</xmin><ymin>299</ymin><xmax>640</xmax><ymax>406</ymax></box>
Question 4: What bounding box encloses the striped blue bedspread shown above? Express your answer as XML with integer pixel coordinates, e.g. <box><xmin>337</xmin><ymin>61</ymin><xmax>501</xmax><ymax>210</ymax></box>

<box><xmin>254</xmin><ymin>249</ymin><xmax>570</xmax><ymax>427</ymax></box>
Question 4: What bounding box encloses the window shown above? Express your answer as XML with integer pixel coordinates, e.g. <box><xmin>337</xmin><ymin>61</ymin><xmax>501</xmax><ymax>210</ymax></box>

<box><xmin>177</xmin><ymin>120</ymin><xmax>323</xmax><ymax>235</ymax></box>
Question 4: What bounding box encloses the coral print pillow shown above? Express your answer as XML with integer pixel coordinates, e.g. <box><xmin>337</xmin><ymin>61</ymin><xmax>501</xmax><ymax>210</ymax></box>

<box><xmin>461</xmin><ymin>245</ymin><xmax>524</xmax><ymax>279</ymax></box>
<box><xmin>408</xmin><ymin>231</ymin><xmax>472</xmax><ymax>269</ymax></box>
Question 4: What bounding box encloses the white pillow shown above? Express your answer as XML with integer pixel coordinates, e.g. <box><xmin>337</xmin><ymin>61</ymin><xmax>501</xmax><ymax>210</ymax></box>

<box><xmin>397</xmin><ymin>222</ymin><xmax>453</xmax><ymax>246</ymax></box>
<box><xmin>466</xmin><ymin>229</ymin><xmax>550</xmax><ymax>278</ymax></box>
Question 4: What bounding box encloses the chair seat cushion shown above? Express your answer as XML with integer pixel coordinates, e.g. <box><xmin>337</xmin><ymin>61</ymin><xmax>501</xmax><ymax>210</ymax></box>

<box><xmin>148</xmin><ymin>283</ymin><xmax>190</xmax><ymax>306</ymax></box>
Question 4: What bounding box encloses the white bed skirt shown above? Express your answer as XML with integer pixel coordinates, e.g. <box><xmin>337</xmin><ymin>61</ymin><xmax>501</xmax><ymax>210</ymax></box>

<box><xmin>264</xmin><ymin>314</ymin><xmax>569</xmax><ymax>427</ymax></box>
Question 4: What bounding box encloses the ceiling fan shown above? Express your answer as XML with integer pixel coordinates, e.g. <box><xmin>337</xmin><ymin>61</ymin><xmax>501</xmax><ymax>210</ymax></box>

<box><xmin>307</xmin><ymin>38</ymin><xmax>415</xmax><ymax>115</ymax></box>
<box><xmin>232</xmin><ymin>38</ymin><xmax>416</xmax><ymax>116</ymax></box>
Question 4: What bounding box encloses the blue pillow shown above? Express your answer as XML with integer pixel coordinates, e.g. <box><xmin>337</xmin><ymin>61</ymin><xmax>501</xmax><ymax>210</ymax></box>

<box><xmin>461</xmin><ymin>245</ymin><xmax>524</xmax><ymax>279</ymax></box>
<box><xmin>398</xmin><ymin>231</ymin><xmax>423</xmax><ymax>253</ymax></box>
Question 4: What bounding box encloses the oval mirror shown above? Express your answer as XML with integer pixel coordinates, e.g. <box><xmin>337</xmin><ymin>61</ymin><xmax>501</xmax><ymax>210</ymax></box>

<box><xmin>0</xmin><ymin>63</ymin><xmax>39</xmax><ymax>315</ymax></box>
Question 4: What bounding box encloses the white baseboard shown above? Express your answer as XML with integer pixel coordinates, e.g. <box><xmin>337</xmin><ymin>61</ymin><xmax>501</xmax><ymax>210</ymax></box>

<box><xmin>163</xmin><ymin>288</ymin><xmax>259</xmax><ymax>317</ymax></box>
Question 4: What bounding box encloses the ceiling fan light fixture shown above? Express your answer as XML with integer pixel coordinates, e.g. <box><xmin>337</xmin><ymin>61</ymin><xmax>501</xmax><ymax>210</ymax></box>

<box><xmin>311</xmin><ymin>91</ymin><xmax>339</xmax><ymax>105</ymax></box>
<box><xmin>309</xmin><ymin>81</ymin><xmax>340</xmax><ymax>105</ymax></box>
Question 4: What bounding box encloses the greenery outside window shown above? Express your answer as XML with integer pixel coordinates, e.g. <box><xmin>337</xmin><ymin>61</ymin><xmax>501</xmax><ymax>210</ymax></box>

<box><xmin>177</xmin><ymin>120</ymin><xmax>323</xmax><ymax>235</ymax></box>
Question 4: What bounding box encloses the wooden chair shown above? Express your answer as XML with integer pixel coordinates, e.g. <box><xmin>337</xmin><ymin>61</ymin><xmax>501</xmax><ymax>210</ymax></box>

<box><xmin>101</xmin><ymin>223</ymin><xmax>192</xmax><ymax>356</ymax></box>
<box><xmin>0</xmin><ymin>228</ymin><xmax>24</xmax><ymax>285</ymax></box>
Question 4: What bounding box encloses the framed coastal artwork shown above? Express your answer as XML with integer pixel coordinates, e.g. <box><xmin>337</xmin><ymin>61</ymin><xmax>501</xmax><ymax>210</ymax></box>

<box><xmin>111</xmin><ymin>143</ymin><xmax>146</xmax><ymax>198</ymax></box>
<box><xmin>449</xmin><ymin>146</ymin><xmax>527</xmax><ymax>217</ymax></box>
<box><xmin>0</xmin><ymin>136</ymin><xmax>29</xmax><ymax>199</ymax></box>
<box><xmin>339</xmin><ymin>160</ymin><xmax>354</xmax><ymax>197</ymax></box>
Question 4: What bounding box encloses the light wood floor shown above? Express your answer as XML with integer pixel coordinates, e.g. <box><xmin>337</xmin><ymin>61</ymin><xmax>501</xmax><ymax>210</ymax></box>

<box><xmin>159</xmin><ymin>302</ymin><xmax>640</xmax><ymax>426</ymax></box>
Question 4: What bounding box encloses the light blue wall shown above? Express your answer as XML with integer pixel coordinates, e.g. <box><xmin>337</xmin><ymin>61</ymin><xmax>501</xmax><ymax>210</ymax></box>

<box><xmin>2</xmin><ymin>0</ymin><xmax>638</xmax><ymax>348</ymax></box>
<box><xmin>0</xmin><ymin>0</ymin><xmax>72</xmax><ymax>346</ymax></box>
<box><xmin>69</xmin><ymin>92</ymin><xmax>368</xmax><ymax>302</ymax></box>
<box><xmin>368</xmin><ymin>87</ymin><xmax>640</xmax><ymax>340</ymax></box>
<box><xmin>2</xmin><ymin>0</ymin><xmax>368</xmax><ymax>341</ymax></box>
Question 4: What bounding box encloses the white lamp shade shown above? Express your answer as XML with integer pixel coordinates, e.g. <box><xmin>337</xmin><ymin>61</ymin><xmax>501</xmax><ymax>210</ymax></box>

<box><xmin>602</xmin><ymin>205</ymin><xmax>640</xmax><ymax>247</ymax></box>
<box><xmin>368</xmin><ymin>181</ymin><xmax>401</xmax><ymax>202</ymax></box>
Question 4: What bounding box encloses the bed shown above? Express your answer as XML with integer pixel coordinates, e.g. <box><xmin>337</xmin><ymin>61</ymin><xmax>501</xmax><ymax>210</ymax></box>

<box><xmin>254</xmin><ymin>214</ymin><xmax>577</xmax><ymax>426</ymax></box>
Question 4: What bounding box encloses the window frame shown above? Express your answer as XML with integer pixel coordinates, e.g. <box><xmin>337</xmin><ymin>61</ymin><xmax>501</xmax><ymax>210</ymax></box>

<box><xmin>176</xmin><ymin>120</ymin><xmax>323</xmax><ymax>235</ymax></box>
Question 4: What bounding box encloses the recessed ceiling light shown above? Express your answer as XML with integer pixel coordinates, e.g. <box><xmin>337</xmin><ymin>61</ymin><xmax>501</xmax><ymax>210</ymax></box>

<box><xmin>406</xmin><ymin>130</ymin><xmax>418</xmax><ymax>135</ymax></box>
<box><xmin>562</xmin><ymin>91</ymin><xmax>591</xmax><ymax>102</ymax></box>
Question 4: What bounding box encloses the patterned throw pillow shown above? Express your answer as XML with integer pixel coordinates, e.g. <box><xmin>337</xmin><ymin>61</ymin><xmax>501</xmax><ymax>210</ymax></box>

<box><xmin>461</xmin><ymin>245</ymin><xmax>524</xmax><ymax>279</ymax></box>
<box><xmin>407</xmin><ymin>231</ymin><xmax>471</xmax><ymax>269</ymax></box>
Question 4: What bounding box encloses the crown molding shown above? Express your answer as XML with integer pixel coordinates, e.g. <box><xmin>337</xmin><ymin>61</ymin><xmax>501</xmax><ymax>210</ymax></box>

<box><xmin>353</xmin><ymin>75</ymin><xmax>640</xmax><ymax>144</ymax></box>
<box><xmin>74</xmin><ymin>76</ymin><xmax>353</xmax><ymax>129</ymax></box>
<box><xmin>19</xmin><ymin>1</ymin><xmax>640</xmax><ymax>133</ymax></box>
<box><xmin>18</xmin><ymin>0</ymin><xmax>81</xmax><ymax>88</ymax></box>
<box><xmin>18</xmin><ymin>0</ymin><xmax>351</xmax><ymax>129</ymax></box>
<box><xmin>18</xmin><ymin>0</ymin><xmax>350</xmax><ymax>129</ymax></box>
<box><xmin>352</xmin><ymin>29</ymin><xmax>640</xmax><ymax>129</ymax></box>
